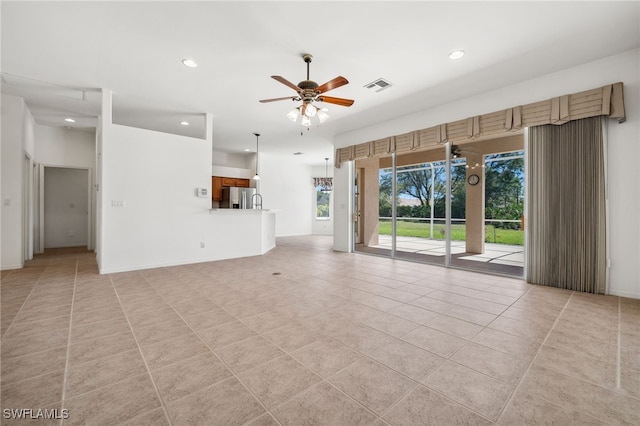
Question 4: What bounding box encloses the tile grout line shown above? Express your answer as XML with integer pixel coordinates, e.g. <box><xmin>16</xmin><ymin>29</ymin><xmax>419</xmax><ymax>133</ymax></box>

<box><xmin>109</xmin><ymin>272</ymin><xmax>175</xmax><ymax>426</ymax></box>
<box><xmin>376</xmin><ymin>376</ymin><xmax>496</xmax><ymax>425</ymax></box>
<box><xmin>229</xmin><ymin>288</ymin><xmax>510</xmax><ymax>423</ymax></box>
<box><xmin>391</xmin><ymin>281</ymin><xmax>534</xmax><ymax>387</ymax></box>
<box><xmin>494</xmin><ymin>290</ymin><xmax>576</xmax><ymax>424</ymax></box>
<box><xmin>1</xmin><ymin>262</ymin><xmax>50</xmax><ymax>339</ymax></box>
<box><xmin>443</xmin><ymin>283</ymin><xmax>536</xmax><ymax>364</ymax></box>
<box><xmin>138</xmin><ymin>270</ymin><xmax>282</xmax><ymax>426</ymax></box>
<box><xmin>258</xmin><ymin>326</ymin><xmax>397</xmax><ymax>423</ymax></box>
<box><xmin>162</xmin><ymin>274</ymin><xmax>411</xmax><ymax>424</ymax></box>
<box><xmin>397</xmin><ymin>284</ymin><xmax>532</xmax><ymax>426</ymax></box>
<box><xmin>59</xmin><ymin>258</ymin><xmax>79</xmax><ymax>426</ymax></box>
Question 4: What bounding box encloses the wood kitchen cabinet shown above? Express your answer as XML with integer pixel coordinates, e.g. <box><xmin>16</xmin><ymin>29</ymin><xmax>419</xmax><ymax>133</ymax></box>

<box><xmin>220</xmin><ymin>177</ymin><xmax>250</xmax><ymax>188</ymax></box>
<box><xmin>212</xmin><ymin>176</ymin><xmax>223</xmax><ymax>201</ymax></box>
<box><xmin>212</xmin><ymin>176</ymin><xmax>251</xmax><ymax>200</ymax></box>
<box><xmin>221</xmin><ymin>177</ymin><xmax>237</xmax><ymax>187</ymax></box>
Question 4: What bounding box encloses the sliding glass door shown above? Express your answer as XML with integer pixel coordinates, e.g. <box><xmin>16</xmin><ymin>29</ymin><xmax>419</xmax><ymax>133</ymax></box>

<box><xmin>392</xmin><ymin>161</ymin><xmax>446</xmax><ymax>265</ymax></box>
<box><xmin>353</xmin><ymin>135</ymin><xmax>525</xmax><ymax>277</ymax></box>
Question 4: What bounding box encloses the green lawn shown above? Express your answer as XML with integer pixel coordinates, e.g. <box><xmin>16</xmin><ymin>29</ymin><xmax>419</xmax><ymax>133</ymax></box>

<box><xmin>378</xmin><ymin>220</ymin><xmax>524</xmax><ymax>245</ymax></box>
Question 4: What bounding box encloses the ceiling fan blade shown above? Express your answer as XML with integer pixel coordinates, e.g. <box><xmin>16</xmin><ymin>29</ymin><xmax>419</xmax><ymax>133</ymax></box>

<box><xmin>271</xmin><ymin>76</ymin><xmax>301</xmax><ymax>92</ymax></box>
<box><xmin>318</xmin><ymin>96</ymin><xmax>354</xmax><ymax>107</ymax></box>
<box><xmin>259</xmin><ymin>96</ymin><xmax>297</xmax><ymax>103</ymax></box>
<box><xmin>316</xmin><ymin>76</ymin><xmax>349</xmax><ymax>94</ymax></box>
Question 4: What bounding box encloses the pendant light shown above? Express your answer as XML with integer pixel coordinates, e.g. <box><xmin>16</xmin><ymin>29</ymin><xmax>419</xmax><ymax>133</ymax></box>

<box><xmin>321</xmin><ymin>157</ymin><xmax>332</xmax><ymax>193</ymax></box>
<box><xmin>253</xmin><ymin>133</ymin><xmax>261</xmax><ymax>181</ymax></box>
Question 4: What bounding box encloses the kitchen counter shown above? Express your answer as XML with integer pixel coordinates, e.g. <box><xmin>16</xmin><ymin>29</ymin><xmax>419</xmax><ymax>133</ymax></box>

<box><xmin>209</xmin><ymin>208</ymin><xmax>271</xmax><ymax>214</ymax></box>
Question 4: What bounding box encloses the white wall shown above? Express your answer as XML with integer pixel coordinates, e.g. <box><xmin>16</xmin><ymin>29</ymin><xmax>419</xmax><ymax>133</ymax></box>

<box><xmin>98</xmin><ymin>122</ymin><xmax>279</xmax><ymax>273</ymax></box>
<box><xmin>35</xmin><ymin>126</ymin><xmax>95</xmax><ymax>168</ymax></box>
<box><xmin>99</xmin><ymin>124</ymin><xmax>214</xmax><ymax>272</ymax></box>
<box><xmin>311</xmin><ymin>164</ymin><xmax>334</xmax><ymax>235</ymax></box>
<box><xmin>212</xmin><ymin>150</ymin><xmax>253</xmax><ymax>169</ymax></box>
<box><xmin>44</xmin><ymin>167</ymin><xmax>89</xmax><ymax>248</ymax></box>
<box><xmin>1</xmin><ymin>94</ymin><xmax>35</xmax><ymax>269</ymax></box>
<box><xmin>334</xmin><ymin>48</ymin><xmax>640</xmax><ymax>299</ymax></box>
<box><xmin>259</xmin><ymin>152</ymin><xmax>313</xmax><ymax>237</ymax></box>
<box><xmin>333</xmin><ymin>161</ymin><xmax>353</xmax><ymax>252</ymax></box>
<box><xmin>211</xmin><ymin>165</ymin><xmax>251</xmax><ymax>179</ymax></box>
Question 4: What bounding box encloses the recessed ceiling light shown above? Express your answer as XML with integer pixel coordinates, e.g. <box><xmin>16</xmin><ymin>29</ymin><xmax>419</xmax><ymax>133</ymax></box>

<box><xmin>179</xmin><ymin>121</ymin><xmax>190</xmax><ymax>126</ymax></box>
<box><xmin>64</xmin><ymin>118</ymin><xmax>76</xmax><ymax>123</ymax></box>
<box><xmin>244</xmin><ymin>148</ymin><xmax>251</xmax><ymax>152</ymax></box>
<box><xmin>448</xmin><ymin>50</ymin><xmax>465</xmax><ymax>60</ymax></box>
<box><xmin>182</xmin><ymin>58</ymin><xmax>198</xmax><ymax>68</ymax></box>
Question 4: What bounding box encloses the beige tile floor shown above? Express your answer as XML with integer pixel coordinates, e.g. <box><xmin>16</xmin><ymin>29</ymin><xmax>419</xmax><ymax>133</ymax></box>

<box><xmin>1</xmin><ymin>235</ymin><xmax>638</xmax><ymax>425</ymax></box>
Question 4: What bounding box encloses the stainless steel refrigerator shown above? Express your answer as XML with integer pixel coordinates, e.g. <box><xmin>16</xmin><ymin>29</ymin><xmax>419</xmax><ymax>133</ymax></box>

<box><xmin>221</xmin><ymin>187</ymin><xmax>257</xmax><ymax>209</ymax></box>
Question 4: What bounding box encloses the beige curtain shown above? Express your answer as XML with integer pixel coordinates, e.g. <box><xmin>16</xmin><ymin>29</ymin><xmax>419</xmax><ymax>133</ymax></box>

<box><xmin>526</xmin><ymin>117</ymin><xmax>606</xmax><ymax>293</ymax></box>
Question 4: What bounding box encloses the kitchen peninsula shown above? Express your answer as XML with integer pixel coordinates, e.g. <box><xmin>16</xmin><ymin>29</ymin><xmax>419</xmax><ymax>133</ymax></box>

<box><xmin>209</xmin><ymin>208</ymin><xmax>276</xmax><ymax>257</ymax></box>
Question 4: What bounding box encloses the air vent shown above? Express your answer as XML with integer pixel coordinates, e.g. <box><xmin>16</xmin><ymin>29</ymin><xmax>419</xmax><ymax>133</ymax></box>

<box><xmin>364</xmin><ymin>78</ymin><xmax>392</xmax><ymax>93</ymax></box>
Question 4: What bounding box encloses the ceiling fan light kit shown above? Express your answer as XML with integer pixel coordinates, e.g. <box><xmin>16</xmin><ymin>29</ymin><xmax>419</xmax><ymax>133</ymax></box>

<box><xmin>260</xmin><ymin>53</ymin><xmax>354</xmax><ymax>127</ymax></box>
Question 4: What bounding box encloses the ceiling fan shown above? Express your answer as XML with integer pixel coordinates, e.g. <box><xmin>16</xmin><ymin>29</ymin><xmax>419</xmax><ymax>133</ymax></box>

<box><xmin>259</xmin><ymin>53</ymin><xmax>354</xmax><ymax>126</ymax></box>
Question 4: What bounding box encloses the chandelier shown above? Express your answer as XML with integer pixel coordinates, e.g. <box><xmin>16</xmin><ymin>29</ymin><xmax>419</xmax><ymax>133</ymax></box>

<box><xmin>315</xmin><ymin>157</ymin><xmax>333</xmax><ymax>193</ymax></box>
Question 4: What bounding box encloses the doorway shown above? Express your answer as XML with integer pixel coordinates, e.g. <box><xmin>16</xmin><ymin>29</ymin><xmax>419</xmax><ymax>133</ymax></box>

<box><xmin>43</xmin><ymin>167</ymin><xmax>90</xmax><ymax>249</ymax></box>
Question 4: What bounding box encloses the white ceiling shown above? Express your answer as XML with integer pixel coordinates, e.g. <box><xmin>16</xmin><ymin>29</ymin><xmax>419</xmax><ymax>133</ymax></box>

<box><xmin>2</xmin><ymin>1</ymin><xmax>639</xmax><ymax>165</ymax></box>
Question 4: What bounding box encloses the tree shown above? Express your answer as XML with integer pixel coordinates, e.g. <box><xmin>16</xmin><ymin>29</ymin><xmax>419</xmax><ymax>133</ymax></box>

<box><xmin>396</xmin><ymin>168</ymin><xmax>432</xmax><ymax>208</ymax></box>
<box><xmin>376</xmin><ymin>153</ymin><xmax>524</xmax><ymax>226</ymax></box>
<box><xmin>379</xmin><ymin>170</ymin><xmax>392</xmax><ymax>217</ymax></box>
<box><xmin>316</xmin><ymin>190</ymin><xmax>330</xmax><ymax>218</ymax></box>
<box><xmin>484</xmin><ymin>155</ymin><xmax>524</xmax><ymax>228</ymax></box>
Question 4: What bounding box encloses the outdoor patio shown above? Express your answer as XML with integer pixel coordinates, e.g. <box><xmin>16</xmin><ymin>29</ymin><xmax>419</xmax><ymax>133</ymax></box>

<box><xmin>358</xmin><ymin>235</ymin><xmax>524</xmax><ymax>277</ymax></box>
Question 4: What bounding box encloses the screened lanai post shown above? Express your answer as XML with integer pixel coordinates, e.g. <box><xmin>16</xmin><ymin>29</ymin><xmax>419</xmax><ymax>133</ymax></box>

<box><xmin>526</xmin><ymin>117</ymin><xmax>606</xmax><ymax>293</ymax></box>
<box><xmin>465</xmin><ymin>151</ymin><xmax>485</xmax><ymax>254</ymax></box>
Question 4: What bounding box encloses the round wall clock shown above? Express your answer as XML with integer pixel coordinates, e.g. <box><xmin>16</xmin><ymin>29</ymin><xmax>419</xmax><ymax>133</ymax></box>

<box><xmin>467</xmin><ymin>174</ymin><xmax>480</xmax><ymax>186</ymax></box>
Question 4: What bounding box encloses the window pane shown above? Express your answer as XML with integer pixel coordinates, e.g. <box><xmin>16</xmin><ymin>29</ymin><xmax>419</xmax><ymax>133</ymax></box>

<box><xmin>316</xmin><ymin>187</ymin><xmax>330</xmax><ymax>218</ymax></box>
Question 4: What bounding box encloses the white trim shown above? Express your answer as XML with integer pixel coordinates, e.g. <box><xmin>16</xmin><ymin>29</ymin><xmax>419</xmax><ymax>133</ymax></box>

<box><xmin>0</xmin><ymin>264</ymin><xmax>24</xmax><ymax>271</ymax></box>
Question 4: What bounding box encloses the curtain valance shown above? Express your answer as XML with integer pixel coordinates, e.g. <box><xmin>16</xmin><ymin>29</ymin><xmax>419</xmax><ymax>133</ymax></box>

<box><xmin>335</xmin><ymin>82</ymin><xmax>625</xmax><ymax>167</ymax></box>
